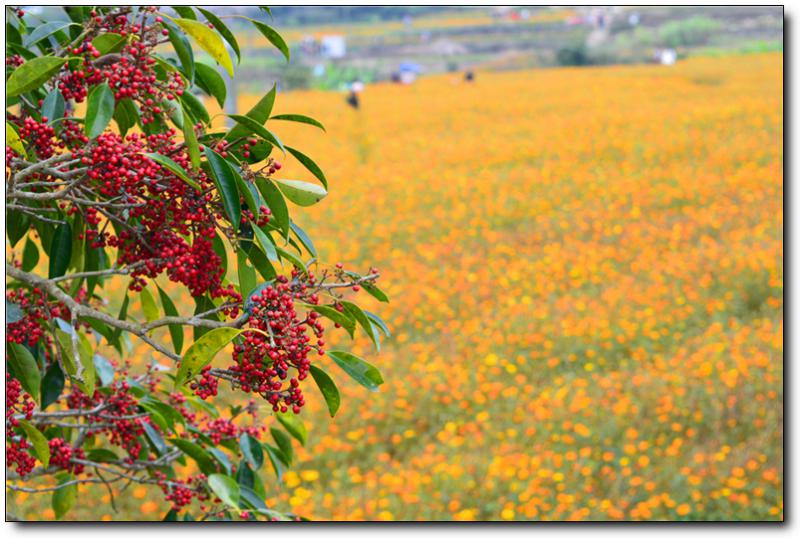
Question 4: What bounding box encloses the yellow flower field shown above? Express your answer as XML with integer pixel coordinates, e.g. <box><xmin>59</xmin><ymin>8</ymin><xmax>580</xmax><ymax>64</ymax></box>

<box><xmin>8</xmin><ymin>52</ymin><xmax>783</xmax><ymax>521</ymax></box>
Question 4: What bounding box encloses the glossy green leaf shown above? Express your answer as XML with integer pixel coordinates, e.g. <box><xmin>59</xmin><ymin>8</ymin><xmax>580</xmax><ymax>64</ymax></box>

<box><xmin>208</xmin><ymin>473</ymin><xmax>241</xmax><ymax>509</ymax></box>
<box><xmin>252</xmin><ymin>20</ymin><xmax>290</xmax><ymax>62</ymax></box>
<box><xmin>113</xmin><ymin>98</ymin><xmax>138</xmax><ymax>137</ymax></box>
<box><xmin>171</xmin><ymin>6</ymin><xmax>196</xmax><ymax>19</ymax></box>
<box><xmin>8</xmin><ymin>342</ymin><xmax>41</xmax><ymax>404</ymax></box>
<box><xmin>180</xmin><ymin>90</ymin><xmax>210</xmax><ymax>124</ymax></box>
<box><xmin>16</xmin><ymin>419</ymin><xmax>50</xmax><ymax>467</ymax></box>
<box><xmin>286</xmin><ymin>146</ymin><xmax>327</xmax><ymax>189</ymax></box>
<box><xmin>42</xmin><ymin>89</ymin><xmax>66</xmax><ymax>125</ymax></box>
<box><xmin>274</xmin><ymin>179</ymin><xmax>327</xmax><ymax>207</ymax></box>
<box><xmin>328</xmin><ymin>350</ymin><xmax>384</xmax><ymax>392</ymax></box>
<box><xmin>204</xmin><ymin>147</ymin><xmax>242</xmax><ymax>227</ymax></box>
<box><xmin>174</xmin><ymin>327</ymin><xmax>242</xmax><ymax>386</ymax></box>
<box><xmin>253</xmin><ymin>225</ymin><xmax>278</xmax><ymax>262</ymax></box>
<box><xmin>7</xmin><ymin>300</ymin><xmax>24</xmax><ymax>324</ymax></box>
<box><xmin>48</xmin><ymin>222</ymin><xmax>72</xmax><ymax>279</ymax></box>
<box><xmin>290</xmin><ymin>221</ymin><xmax>317</xmax><ymax>258</ymax></box>
<box><xmin>85</xmin><ymin>82</ymin><xmax>115</xmax><ymax>139</ymax></box>
<box><xmin>226</xmin><ymin>85</ymin><xmax>275</xmax><ymax>141</ymax></box>
<box><xmin>275</xmin><ymin>246</ymin><xmax>308</xmax><ymax>276</ymax></box>
<box><xmin>247</xmin><ymin>246</ymin><xmax>277</xmax><ymax>281</ymax></box>
<box><xmin>227</xmin><ymin>114</ymin><xmax>285</xmax><ymax>154</ymax></box>
<box><xmin>301</xmin><ymin>303</ymin><xmax>355</xmax><ymax>337</ymax></box>
<box><xmin>341</xmin><ymin>300</ymin><xmax>379</xmax><ymax>350</ymax></box>
<box><xmin>195</xmin><ymin>62</ymin><xmax>227</xmax><ymax>107</ymax></box>
<box><xmin>92</xmin><ymin>355</ymin><xmax>115</xmax><ymax>387</ymax></box>
<box><xmin>140</xmin><ymin>286</ymin><xmax>160</xmax><ymax>323</ymax></box>
<box><xmin>157</xmin><ymin>285</ymin><xmax>184</xmax><ymax>354</ymax></box>
<box><xmin>234</xmin><ymin>172</ymin><xmax>259</xmax><ymax>221</ymax></box>
<box><xmin>198</xmin><ymin>7</ymin><xmax>241</xmax><ymax>62</ymax></box>
<box><xmin>24</xmin><ymin>21</ymin><xmax>76</xmax><ymax>47</ymax></box>
<box><xmin>171</xmin><ymin>17</ymin><xmax>233</xmax><ymax>76</ymax></box>
<box><xmin>269</xmin><ymin>427</ymin><xmax>294</xmax><ymax>464</ymax></box>
<box><xmin>309</xmin><ymin>365</ymin><xmax>341</xmax><ymax>417</ymax></box>
<box><xmin>272</xmin><ymin>114</ymin><xmax>325</xmax><ymax>132</ymax></box>
<box><xmin>169</xmin><ymin>438</ymin><xmax>218</xmax><ymax>475</ymax></box>
<box><xmin>365</xmin><ymin>310</ymin><xmax>391</xmax><ymax>337</ymax></box>
<box><xmin>52</xmin><ymin>476</ymin><xmax>76</xmax><ymax>520</ymax></box>
<box><xmin>7</xmin><ymin>55</ymin><xmax>66</xmax><ymax>97</ymax></box>
<box><xmin>276</xmin><ymin>412</ymin><xmax>307</xmax><ymax>446</ymax></box>
<box><xmin>144</xmin><ymin>152</ymin><xmax>200</xmax><ymax>191</ymax></box>
<box><xmin>239</xmin><ymin>433</ymin><xmax>264</xmax><ymax>470</ymax></box>
<box><xmin>167</xmin><ymin>23</ymin><xmax>194</xmax><ymax>81</ymax></box>
<box><xmin>40</xmin><ymin>362</ymin><xmax>65</xmax><ymax>410</ymax></box>
<box><xmin>142</xmin><ymin>421</ymin><xmax>168</xmax><ymax>456</ymax></box>
<box><xmin>255</xmin><ymin>178</ymin><xmax>289</xmax><ymax>238</ymax></box>
<box><xmin>6</xmin><ymin>122</ymin><xmax>26</xmax><ymax>157</ymax></box>
<box><xmin>237</xmin><ymin>250</ymin><xmax>257</xmax><ymax>299</ymax></box>
<box><xmin>91</xmin><ymin>32</ymin><xmax>126</xmax><ymax>55</ymax></box>
<box><xmin>182</xmin><ymin>109</ymin><xmax>201</xmax><ymax>170</ymax></box>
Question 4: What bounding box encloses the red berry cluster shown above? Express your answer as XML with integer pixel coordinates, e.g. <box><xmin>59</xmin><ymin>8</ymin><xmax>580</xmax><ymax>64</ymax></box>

<box><xmin>153</xmin><ymin>470</ymin><xmax>210</xmax><ymax>511</ymax></box>
<box><xmin>6</xmin><ymin>287</ymin><xmax>70</xmax><ymax>347</ymax></box>
<box><xmin>16</xmin><ymin>116</ymin><xmax>57</xmax><ymax>159</ymax></box>
<box><xmin>6</xmin><ymin>375</ymin><xmax>34</xmax><ymax>427</ymax></box>
<box><xmin>6</xmin><ymin>438</ymin><xmax>36</xmax><ymax>477</ymax></box>
<box><xmin>230</xmin><ymin>273</ymin><xmax>325</xmax><ymax>414</ymax></box>
<box><xmin>49</xmin><ymin>437</ymin><xmax>86</xmax><ymax>474</ymax></box>
<box><xmin>190</xmin><ymin>366</ymin><xmax>219</xmax><ymax>400</ymax></box>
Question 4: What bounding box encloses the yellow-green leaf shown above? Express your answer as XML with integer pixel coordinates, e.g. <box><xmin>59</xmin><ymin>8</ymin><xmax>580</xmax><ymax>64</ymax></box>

<box><xmin>6</xmin><ymin>122</ymin><xmax>26</xmax><ymax>157</ymax></box>
<box><xmin>17</xmin><ymin>419</ymin><xmax>50</xmax><ymax>467</ymax></box>
<box><xmin>171</xmin><ymin>17</ymin><xmax>233</xmax><ymax>76</ymax></box>
<box><xmin>175</xmin><ymin>327</ymin><xmax>242</xmax><ymax>387</ymax></box>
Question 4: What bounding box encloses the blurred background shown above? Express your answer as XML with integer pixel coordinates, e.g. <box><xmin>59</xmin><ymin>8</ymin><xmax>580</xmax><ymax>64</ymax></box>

<box><xmin>10</xmin><ymin>5</ymin><xmax>783</xmax><ymax>521</ymax></box>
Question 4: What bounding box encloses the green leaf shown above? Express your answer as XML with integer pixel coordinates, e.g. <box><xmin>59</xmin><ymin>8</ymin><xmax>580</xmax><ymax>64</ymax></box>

<box><xmin>195</xmin><ymin>62</ymin><xmax>227</xmax><ymax>107</ymax></box>
<box><xmin>7</xmin><ymin>55</ymin><xmax>66</xmax><ymax>97</ymax></box>
<box><xmin>144</xmin><ymin>152</ymin><xmax>200</xmax><ymax>191</ymax></box>
<box><xmin>113</xmin><ymin>98</ymin><xmax>138</xmax><ymax>137</ymax></box>
<box><xmin>180</xmin><ymin>90</ymin><xmax>210</xmax><ymax>125</ymax></box>
<box><xmin>175</xmin><ymin>327</ymin><xmax>242</xmax><ymax>386</ymax></box>
<box><xmin>239</xmin><ymin>485</ymin><xmax>267</xmax><ymax>510</ymax></box>
<box><xmin>166</xmin><ymin>23</ymin><xmax>194</xmax><ymax>81</ymax></box>
<box><xmin>274</xmin><ymin>179</ymin><xmax>327</xmax><ymax>207</ymax></box>
<box><xmin>253</xmin><ymin>225</ymin><xmax>278</xmax><ymax>262</ymax></box>
<box><xmin>197</xmin><ymin>7</ymin><xmax>241</xmax><ymax>62</ymax></box>
<box><xmin>8</xmin><ymin>342</ymin><xmax>41</xmax><ymax>403</ymax></box>
<box><xmin>365</xmin><ymin>310</ymin><xmax>391</xmax><ymax>336</ymax></box>
<box><xmin>301</xmin><ymin>303</ymin><xmax>355</xmax><ymax>337</ymax></box>
<box><xmin>171</xmin><ymin>17</ymin><xmax>233</xmax><ymax>76</ymax></box>
<box><xmin>204</xmin><ymin>147</ymin><xmax>242</xmax><ymax>227</ymax></box>
<box><xmin>42</xmin><ymin>89</ymin><xmax>66</xmax><ymax>125</ymax></box>
<box><xmin>285</xmin><ymin>146</ymin><xmax>327</xmax><ymax>189</ymax></box>
<box><xmin>208</xmin><ymin>447</ymin><xmax>233</xmax><ymax>475</ymax></box>
<box><xmin>248</xmin><ymin>246</ymin><xmax>277</xmax><ymax>281</ymax></box>
<box><xmin>24</xmin><ymin>21</ymin><xmax>76</xmax><ymax>47</ymax></box>
<box><xmin>40</xmin><ymin>362</ymin><xmax>65</xmax><ymax>409</ymax></box>
<box><xmin>142</xmin><ymin>421</ymin><xmax>168</xmax><ymax>456</ymax></box>
<box><xmin>226</xmin><ymin>85</ymin><xmax>276</xmax><ymax>142</ymax></box>
<box><xmin>264</xmin><ymin>445</ymin><xmax>288</xmax><ymax>480</ymax></box>
<box><xmin>91</xmin><ymin>32</ymin><xmax>126</xmax><ymax>55</ymax></box>
<box><xmin>52</xmin><ymin>475</ymin><xmax>77</xmax><ymax>520</ymax></box>
<box><xmin>140</xmin><ymin>286</ymin><xmax>160</xmax><ymax>323</ymax></box>
<box><xmin>276</xmin><ymin>412</ymin><xmax>307</xmax><ymax>446</ymax></box>
<box><xmin>237</xmin><ymin>250</ymin><xmax>257</xmax><ymax>299</ymax></box>
<box><xmin>171</xmin><ymin>6</ymin><xmax>196</xmax><ymax>20</ymax></box>
<box><xmin>255</xmin><ymin>178</ymin><xmax>289</xmax><ymax>238</ymax></box>
<box><xmin>275</xmin><ymin>246</ymin><xmax>308</xmax><ymax>276</ymax></box>
<box><xmin>309</xmin><ymin>365</ymin><xmax>341</xmax><ymax>417</ymax></box>
<box><xmin>157</xmin><ymin>285</ymin><xmax>184</xmax><ymax>354</ymax></box>
<box><xmin>362</xmin><ymin>281</ymin><xmax>390</xmax><ymax>303</ymax></box>
<box><xmin>235</xmin><ymin>172</ymin><xmax>259</xmax><ymax>221</ymax></box>
<box><xmin>228</xmin><ymin>114</ymin><xmax>285</xmax><ymax>154</ymax></box>
<box><xmin>290</xmin><ymin>222</ymin><xmax>317</xmax><ymax>258</ymax></box>
<box><xmin>327</xmin><ymin>350</ymin><xmax>384</xmax><ymax>392</ymax></box>
<box><xmin>269</xmin><ymin>427</ymin><xmax>294</xmax><ymax>464</ymax></box>
<box><xmin>7</xmin><ymin>209</ymin><xmax>29</xmax><ymax>247</ymax></box>
<box><xmin>182</xmin><ymin>110</ymin><xmax>201</xmax><ymax>170</ymax></box>
<box><xmin>6</xmin><ymin>122</ymin><xmax>26</xmax><ymax>157</ymax></box>
<box><xmin>169</xmin><ymin>438</ymin><xmax>218</xmax><ymax>475</ymax></box>
<box><xmin>86</xmin><ymin>448</ymin><xmax>119</xmax><ymax>462</ymax></box>
<box><xmin>93</xmin><ymin>355</ymin><xmax>115</xmax><ymax>386</ymax></box>
<box><xmin>7</xmin><ymin>300</ymin><xmax>25</xmax><ymax>324</ymax></box>
<box><xmin>272</xmin><ymin>115</ymin><xmax>325</xmax><ymax>132</ymax></box>
<box><xmin>208</xmin><ymin>473</ymin><xmax>241</xmax><ymax>509</ymax></box>
<box><xmin>17</xmin><ymin>419</ymin><xmax>50</xmax><ymax>467</ymax></box>
<box><xmin>54</xmin><ymin>328</ymin><xmax>96</xmax><ymax>397</ymax></box>
<box><xmin>252</xmin><ymin>20</ymin><xmax>290</xmax><ymax>62</ymax></box>
<box><xmin>48</xmin><ymin>222</ymin><xmax>72</xmax><ymax>279</ymax></box>
<box><xmin>85</xmin><ymin>82</ymin><xmax>115</xmax><ymax>139</ymax></box>
<box><xmin>239</xmin><ymin>433</ymin><xmax>264</xmax><ymax>470</ymax></box>
<box><xmin>341</xmin><ymin>301</ymin><xmax>379</xmax><ymax>349</ymax></box>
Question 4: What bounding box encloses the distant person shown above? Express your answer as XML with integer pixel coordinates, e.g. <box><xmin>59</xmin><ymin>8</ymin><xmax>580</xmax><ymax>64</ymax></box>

<box><xmin>464</xmin><ymin>70</ymin><xmax>475</xmax><ymax>82</ymax></box>
<box><xmin>346</xmin><ymin>80</ymin><xmax>364</xmax><ymax>109</ymax></box>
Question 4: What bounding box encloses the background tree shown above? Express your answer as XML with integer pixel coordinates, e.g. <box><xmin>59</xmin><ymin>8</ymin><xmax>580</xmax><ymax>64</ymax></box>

<box><xmin>5</xmin><ymin>5</ymin><xmax>388</xmax><ymax>521</ymax></box>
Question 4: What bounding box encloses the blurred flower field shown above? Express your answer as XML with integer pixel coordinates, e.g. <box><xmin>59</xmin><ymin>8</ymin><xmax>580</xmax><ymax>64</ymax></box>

<box><xmin>8</xmin><ymin>52</ymin><xmax>783</xmax><ymax>521</ymax></box>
